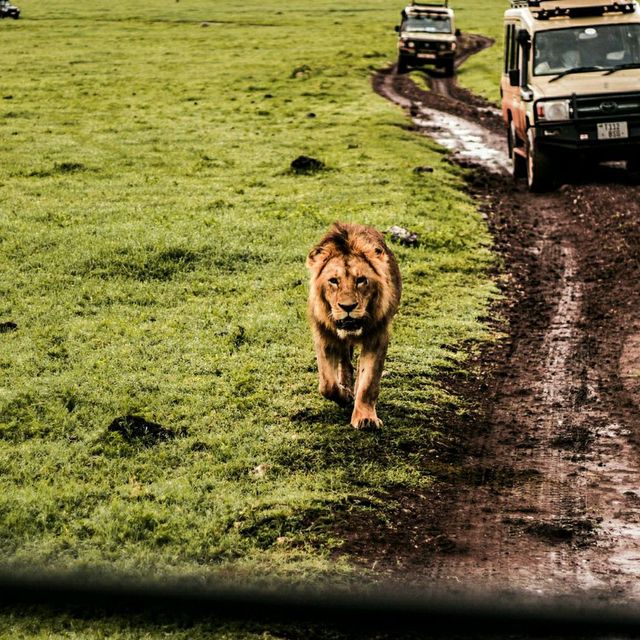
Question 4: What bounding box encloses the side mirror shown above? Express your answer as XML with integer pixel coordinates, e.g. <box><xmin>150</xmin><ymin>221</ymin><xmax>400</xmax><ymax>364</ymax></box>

<box><xmin>455</xmin><ymin>28</ymin><xmax>461</xmax><ymax>37</ymax></box>
<box><xmin>520</xmin><ymin>87</ymin><xmax>534</xmax><ymax>102</ymax></box>
<box><xmin>394</xmin><ymin>25</ymin><xmax>400</xmax><ymax>33</ymax></box>
<box><xmin>508</xmin><ymin>69</ymin><xmax>520</xmax><ymax>87</ymax></box>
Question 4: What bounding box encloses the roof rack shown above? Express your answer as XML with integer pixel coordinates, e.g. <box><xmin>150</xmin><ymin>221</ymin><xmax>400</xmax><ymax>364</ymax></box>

<box><xmin>510</xmin><ymin>0</ymin><xmax>636</xmax><ymax>18</ymax></box>
<box><xmin>410</xmin><ymin>1</ymin><xmax>449</xmax><ymax>7</ymax></box>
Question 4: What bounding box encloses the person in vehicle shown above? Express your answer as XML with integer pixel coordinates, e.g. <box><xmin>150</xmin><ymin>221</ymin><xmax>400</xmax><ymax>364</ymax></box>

<box><xmin>534</xmin><ymin>34</ymin><xmax>580</xmax><ymax>74</ymax></box>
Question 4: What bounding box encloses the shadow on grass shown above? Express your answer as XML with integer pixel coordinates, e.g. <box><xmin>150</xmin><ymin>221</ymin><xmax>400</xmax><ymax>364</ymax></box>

<box><xmin>278</xmin><ymin>359</ymin><xmax>492</xmax><ymax>571</ymax></box>
<box><xmin>73</xmin><ymin>246</ymin><xmax>267</xmax><ymax>281</ymax></box>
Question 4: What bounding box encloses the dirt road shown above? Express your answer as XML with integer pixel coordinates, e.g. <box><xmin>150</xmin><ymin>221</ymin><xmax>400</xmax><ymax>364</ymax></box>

<box><xmin>341</xmin><ymin>37</ymin><xmax>640</xmax><ymax>601</ymax></box>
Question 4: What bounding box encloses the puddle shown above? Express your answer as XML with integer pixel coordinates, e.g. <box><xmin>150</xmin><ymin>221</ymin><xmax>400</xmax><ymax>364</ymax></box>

<box><xmin>413</xmin><ymin>107</ymin><xmax>510</xmax><ymax>175</ymax></box>
<box><xmin>377</xmin><ymin>71</ymin><xmax>509</xmax><ymax>175</ymax></box>
<box><xmin>540</xmin><ymin>243</ymin><xmax>583</xmax><ymax>407</ymax></box>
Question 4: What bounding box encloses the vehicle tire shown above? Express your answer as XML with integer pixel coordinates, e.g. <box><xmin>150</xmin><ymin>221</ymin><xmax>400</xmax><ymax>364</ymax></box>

<box><xmin>397</xmin><ymin>55</ymin><xmax>408</xmax><ymax>74</ymax></box>
<box><xmin>627</xmin><ymin>157</ymin><xmax>640</xmax><ymax>183</ymax></box>
<box><xmin>508</xmin><ymin>120</ymin><xmax>527</xmax><ymax>180</ymax></box>
<box><xmin>526</xmin><ymin>128</ymin><xmax>555</xmax><ymax>192</ymax></box>
<box><xmin>443</xmin><ymin>59</ymin><xmax>455</xmax><ymax>77</ymax></box>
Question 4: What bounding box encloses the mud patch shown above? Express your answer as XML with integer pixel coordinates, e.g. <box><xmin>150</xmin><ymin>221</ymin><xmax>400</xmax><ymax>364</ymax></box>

<box><xmin>108</xmin><ymin>415</ymin><xmax>176</xmax><ymax>445</ymax></box>
<box><xmin>522</xmin><ymin>518</ymin><xmax>596</xmax><ymax>547</ymax></box>
<box><xmin>550</xmin><ymin>422</ymin><xmax>593</xmax><ymax>453</ymax></box>
<box><xmin>460</xmin><ymin>465</ymin><xmax>541</xmax><ymax>489</ymax></box>
<box><xmin>290</xmin><ymin>155</ymin><xmax>325</xmax><ymax>175</ymax></box>
<box><xmin>0</xmin><ymin>322</ymin><xmax>18</xmax><ymax>333</ymax></box>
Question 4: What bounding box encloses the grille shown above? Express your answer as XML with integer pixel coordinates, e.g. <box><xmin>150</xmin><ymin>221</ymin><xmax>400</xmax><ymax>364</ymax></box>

<box><xmin>574</xmin><ymin>93</ymin><xmax>640</xmax><ymax>119</ymax></box>
<box><xmin>414</xmin><ymin>41</ymin><xmax>445</xmax><ymax>52</ymax></box>
<box><xmin>415</xmin><ymin>41</ymin><xmax>437</xmax><ymax>52</ymax></box>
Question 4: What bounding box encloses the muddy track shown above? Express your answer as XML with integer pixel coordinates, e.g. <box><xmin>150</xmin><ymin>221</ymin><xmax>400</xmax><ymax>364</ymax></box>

<box><xmin>339</xmin><ymin>35</ymin><xmax>640</xmax><ymax>601</ymax></box>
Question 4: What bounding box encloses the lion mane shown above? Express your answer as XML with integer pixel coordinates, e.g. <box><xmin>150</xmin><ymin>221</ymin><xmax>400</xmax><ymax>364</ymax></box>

<box><xmin>306</xmin><ymin>222</ymin><xmax>402</xmax><ymax>429</ymax></box>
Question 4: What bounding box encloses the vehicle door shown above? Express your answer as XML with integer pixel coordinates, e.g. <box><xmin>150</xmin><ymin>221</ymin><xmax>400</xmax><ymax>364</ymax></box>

<box><xmin>503</xmin><ymin>23</ymin><xmax>519</xmax><ymax>126</ymax></box>
<box><xmin>503</xmin><ymin>21</ymin><xmax>528</xmax><ymax>141</ymax></box>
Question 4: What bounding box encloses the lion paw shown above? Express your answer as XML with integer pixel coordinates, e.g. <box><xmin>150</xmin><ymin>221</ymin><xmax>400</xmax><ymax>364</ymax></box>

<box><xmin>351</xmin><ymin>415</ymin><xmax>383</xmax><ymax>430</ymax></box>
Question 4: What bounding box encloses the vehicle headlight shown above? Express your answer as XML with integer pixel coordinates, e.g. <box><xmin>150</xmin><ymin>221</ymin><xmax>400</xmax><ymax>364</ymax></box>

<box><xmin>536</xmin><ymin>99</ymin><xmax>571</xmax><ymax>122</ymax></box>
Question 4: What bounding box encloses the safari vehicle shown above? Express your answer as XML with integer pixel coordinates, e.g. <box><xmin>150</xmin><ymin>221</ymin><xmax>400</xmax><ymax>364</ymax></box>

<box><xmin>395</xmin><ymin>2</ymin><xmax>458</xmax><ymax>76</ymax></box>
<box><xmin>502</xmin><ymin>0</ymin><xmax>640</xmax><ymax>191</ymax></box>
<box><xmin>0</xmin><ymin>0</ymin><xmax>20</xmax><ymax>18</ymax></box>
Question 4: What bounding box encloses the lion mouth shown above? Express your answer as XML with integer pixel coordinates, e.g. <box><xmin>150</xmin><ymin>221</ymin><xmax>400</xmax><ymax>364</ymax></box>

<box><xmin>335</xmin><ymin>317</ymin><xmax>364</xmax><ymax>331</ymax></box>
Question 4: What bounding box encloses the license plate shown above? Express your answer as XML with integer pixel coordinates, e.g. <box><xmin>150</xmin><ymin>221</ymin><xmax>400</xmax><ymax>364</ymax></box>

<box><xmin>417</xmin><ymin>52</ymin><xmax>436</xmax><ymax>59</ymax></box>
<box><xmin>597</xmin><ymin>121</ymin><xmax>628</xmax><ymax>140</ymax></box>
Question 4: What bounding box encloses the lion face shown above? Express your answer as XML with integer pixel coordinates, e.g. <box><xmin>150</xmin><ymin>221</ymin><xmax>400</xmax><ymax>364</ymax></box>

<box><xmin>317</xmin><ymin>254</ymin><xmax>379</xmax><ymax>338</ymax></box>
<box><xmin>306</xmin><ymin>222</ymin><xmax>401</xmax><ymax>341</ymax></box>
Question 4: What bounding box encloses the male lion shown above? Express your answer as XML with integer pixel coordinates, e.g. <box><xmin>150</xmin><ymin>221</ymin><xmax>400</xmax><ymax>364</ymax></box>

<box><xmin>306</xmin><ymin>222</ymin><xmax>402</xmax><ymax>429</ymax></box>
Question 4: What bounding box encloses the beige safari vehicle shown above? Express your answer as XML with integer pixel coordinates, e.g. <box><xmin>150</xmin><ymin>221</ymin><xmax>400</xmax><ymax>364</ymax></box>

<box><xmin>502</xmin><ymin>0</ymin><xmax>640</xmax><ymax>191</ymax></box>
<box><xmin>395</xmin><ymin>2</ymin><xmax>459</xmax><ymax>76</ymax></box>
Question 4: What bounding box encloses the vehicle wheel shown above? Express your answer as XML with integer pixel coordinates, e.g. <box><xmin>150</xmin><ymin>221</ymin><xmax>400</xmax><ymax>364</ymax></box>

<box><xmin>397</xmin><ymin>55</ymin><xmax>408</xmax><ymax>74</ymax></box>
<box><xmin>627</xmin><ymin>157</ymin><xmax>640</xmax><ymax>171</ymax></box>
<box><xmin>627</xmin><ymin>157</ymin><xmax>640</xmax><ymax>183</ymax></box>
<box><xmin>508</xmin><ymin>120</ymin><xmax>527</xmax><ymax>180</ymax></box>
<box><xmin>526</xmin><ymin>128</ymin><xmax>555</xmax><ymax>192</ymax></box>
<box><xmin>443</xmin><ymin>59</ymin><xmax>455</xmax><ymax>77</ymax></box>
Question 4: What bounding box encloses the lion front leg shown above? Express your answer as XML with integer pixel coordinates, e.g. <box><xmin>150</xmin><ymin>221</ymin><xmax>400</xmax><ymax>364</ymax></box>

<box><xmin>314</xmin><ymin>337</ymin><xmax>354</xmax><ymax>408</ymax></box>
<box><xmin>351</xmin><ymin>333</ymin><xmax>388</xmax><ymax>430</ymax></box>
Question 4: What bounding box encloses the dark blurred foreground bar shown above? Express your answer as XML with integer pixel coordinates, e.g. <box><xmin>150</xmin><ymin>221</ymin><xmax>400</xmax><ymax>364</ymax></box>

<box><xmin>1</xmin><ymin>569</ymin><xmax>640</xmax><ymax>636</ymax></box>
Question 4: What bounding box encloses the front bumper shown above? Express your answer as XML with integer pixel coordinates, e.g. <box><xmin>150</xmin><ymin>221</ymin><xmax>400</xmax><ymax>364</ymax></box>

<box><xmin>399</xmin><ymin>49</ymin><xmax>454</xmax><ymax>65</ymax></box>
<box><xmin>536</xmin><ymin>117</ymin><xmax>640</xmax><ymax>159</ymax></box>
<box><xmin>534</xmin><ymin>92</ymin><xmax>640</xmax><ymax>160</ymax></box>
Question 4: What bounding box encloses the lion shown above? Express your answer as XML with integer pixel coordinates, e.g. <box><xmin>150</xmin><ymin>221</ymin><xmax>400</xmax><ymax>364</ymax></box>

<box><xmin>306</xmin><ymin>222</ymin><xmax>402</xmax><ymax>429</ymax></box>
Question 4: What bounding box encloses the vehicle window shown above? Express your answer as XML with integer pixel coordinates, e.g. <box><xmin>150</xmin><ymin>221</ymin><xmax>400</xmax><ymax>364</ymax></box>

<box><xmin>505</xmin><ymin>24</ymin><xmax>518</xmax><ymax>72</ymax></box>
<box><xmin>534</xmin><ymin>24</ymin><xmax>640</xmax><ymax>75</ymax></box>
<box><xmin>403</xmin><ymin>15</ymin><xmax>452</xmax><ymax>34</ymax></box>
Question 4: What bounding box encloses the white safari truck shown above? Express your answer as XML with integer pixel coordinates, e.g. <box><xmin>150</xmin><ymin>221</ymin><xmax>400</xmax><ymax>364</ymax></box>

<box><xmin>501</xmin><ymin>0</ymin><xmax>640</xmax><ymax>191</ymax></box>
<box><xmin>396</xmin><ymin>2</ymin><xmax>459</xmax><ymax>76</ymax></box>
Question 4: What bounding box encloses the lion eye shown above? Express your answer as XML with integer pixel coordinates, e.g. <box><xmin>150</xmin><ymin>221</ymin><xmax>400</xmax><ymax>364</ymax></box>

<box><xmin>356</xmin><ymin>276</ymin><xmax>368</xmax><ymax>286</ymax></box>
<box><xmin>328</xmin><ymin>277</ymin><xmax>339</xmax><ymax>286</ymax></box>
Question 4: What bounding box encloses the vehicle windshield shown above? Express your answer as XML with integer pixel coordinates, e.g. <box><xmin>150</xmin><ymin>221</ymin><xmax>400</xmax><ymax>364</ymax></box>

<box><xmin>534</xmin><ymin>24</ymin><xmax>640</xmax><ymax>76</ymax></box>
<box><xmin>403</xmin><ymin>15</ymin><xmax>452</xmax><ymax>34</ymax></box>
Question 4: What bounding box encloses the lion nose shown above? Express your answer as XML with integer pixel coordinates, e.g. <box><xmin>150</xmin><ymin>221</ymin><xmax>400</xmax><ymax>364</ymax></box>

<box><xmin>338</xmin><ymin>302</ymin><xmax>357</xmax><ymax>313</ymax></box>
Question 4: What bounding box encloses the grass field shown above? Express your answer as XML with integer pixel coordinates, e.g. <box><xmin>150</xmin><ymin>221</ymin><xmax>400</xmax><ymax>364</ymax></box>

<box><xmin>1</xmin><ymin>0</ymin><xmax>506</xmax><ymax>636</ymax></box>
<box><xmin>455</xmin><ymin>0</ymin><xmax>506</xmax><ymax>102</ymax></box>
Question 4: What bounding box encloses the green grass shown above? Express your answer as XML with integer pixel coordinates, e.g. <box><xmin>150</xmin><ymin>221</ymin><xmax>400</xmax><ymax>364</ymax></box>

<box><xmin>0</xmin><ymin>0</ymin><xmax>506</xmax><ymax>636</ymax></box>
<box><xmin>456</xmin><ymin>0</ymin><xmax>508</xmax><ymax>103</ymax></box>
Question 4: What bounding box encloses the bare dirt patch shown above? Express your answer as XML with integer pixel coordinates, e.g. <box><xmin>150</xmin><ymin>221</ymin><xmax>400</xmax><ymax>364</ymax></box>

<box><xmin>336</xmin><ymin>35</ymin><xmax>640</xmax><ymax>602</ymax></box>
